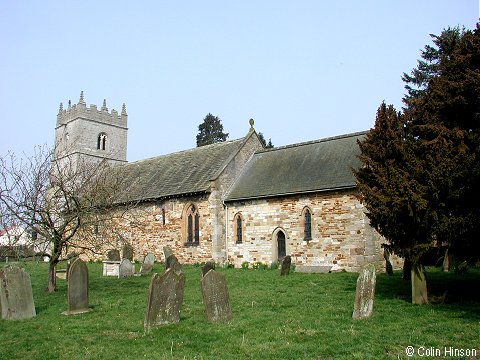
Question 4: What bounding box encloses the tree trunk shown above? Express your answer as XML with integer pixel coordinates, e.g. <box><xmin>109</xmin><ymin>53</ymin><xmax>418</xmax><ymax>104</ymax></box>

<box><xmin>47</xmin><ymin>261</ymin><xmax>57</xmax><ymax>293</ymax></box>
<box><xmin>411</xmin><ymin>264</ymin><xmax>428</xmax><ymax>304</ymax></box>
<box><xmin>46</xmin><ymin>237</ymin><xmax>61</xmax><ymax>293</ymax></box>
<box><xmin>402</xmin><ymin>259</ymin><xmax>412</xmax><ymax>280</ymax></box>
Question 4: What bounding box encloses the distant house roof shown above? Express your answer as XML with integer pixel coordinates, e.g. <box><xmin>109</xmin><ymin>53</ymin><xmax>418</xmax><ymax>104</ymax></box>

<box><xmin>113</xmin><ymin>136</ymin><xmax>250</xmax><ymax>203</ymax></box>
<box><xmin>224</xmin><ymin>131</ymin><xmax>366</xmax><ymax>202</ymax></box>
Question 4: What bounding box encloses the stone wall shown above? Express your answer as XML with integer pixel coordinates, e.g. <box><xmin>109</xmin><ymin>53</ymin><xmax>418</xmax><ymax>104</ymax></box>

<box><xmin>226</xmin><ymin>190</ymin><xmax>386</xmax><ymax>272</ymax></box>
<box><xmin>83</xmin><ymin>194</ymin><xmax>216</xmax><ymax>265</ymax></box>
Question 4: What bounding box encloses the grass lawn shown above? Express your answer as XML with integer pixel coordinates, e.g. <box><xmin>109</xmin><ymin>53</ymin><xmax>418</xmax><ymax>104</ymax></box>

<box><xmin>1</xmin><ymin>262</ymin><xmax>479</xmax><ymax>360</ymax></box>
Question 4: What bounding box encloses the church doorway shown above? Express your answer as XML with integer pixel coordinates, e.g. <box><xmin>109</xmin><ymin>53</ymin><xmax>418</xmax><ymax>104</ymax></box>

<box><xmin>276</xmin><ymin>230</ymin><xmax>286</xmax><ymax>261</ymax></box>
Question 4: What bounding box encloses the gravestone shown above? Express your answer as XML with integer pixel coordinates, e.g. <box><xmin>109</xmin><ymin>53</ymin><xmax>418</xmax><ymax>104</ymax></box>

<box><xmin>63</xmin><ymin>258</ymin><xmax>90</xmax><ymax>315</ymax></box>
<box><xmin>352</xmin><ymin>263</ymin><xmax>376</xmax><ymax>320</ymax></box>
<box><xmin>201</xmin><ymin>261</ymin><xmax>216</xmax><ymax>277</ymax></box>
<box><xmin>411</xmin><ymin>266</ymin><xmax>428</xmax><ymax>304</ymax></box>
<box><xmin>384</xmin><ymin>249</ymin><xmax>393</xmax><ymax>275</ymax></box>
<box><xmin>443</xmin><ymin>248</ymin><xmax>451</xmax><ymax>272</ymax></box>
<box><xmin>0</xmin><ymin>265</ymin><xmax>36</xmax><ymax>320</ymax></box>
<box><xmin>144</xmin><ymin>269</ymin><xmax>186</xmax><ymax>333</ymax></box>
<box><xmin>140</xmin><ymin>253</ymin><xmax>155</xmax><ymax>275</ymax></box>
<box><xmin>280</xmin><ymin>255</ymin><xmax>292</xmax><ymax>276</ymax></box>
<box><xmin>107</xmin><ymin>249</ymin><xmax>121</xmax><ymax>261</ymax></box>
<box><xmin>163</xmin><ymin>246</ymin><xmax>173</xmax><ymax>262</ymax></box>
<box><xmin>201</xmin><ymin>270</ymin><xmax>233</xmax><ymax>323</ymax></box>
<box><xmin>118</xmin><ymin>259</ymin><xmax>135</xmax><ymax>278</ymax></box>
<box><xmin>122</xmin><ymin>244</ymin><xmax>134</xmax><ymax>261</ymax></box>
<box><xmin>165</xmin><ymin>254</ymin><xmax>182</xmax><ymax>274</ymax></box>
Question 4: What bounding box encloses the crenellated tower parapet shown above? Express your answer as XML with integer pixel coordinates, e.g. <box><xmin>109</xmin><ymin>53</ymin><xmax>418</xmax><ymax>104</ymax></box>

<box><xmin>54</xmin><ymin>91</ymin><xmax>128</xmax><ymax>172</ymax></box>
<box><xmin>56</xmin><ymin>91</ymin><xmax>128</xmax><ymax>129</ymax></box>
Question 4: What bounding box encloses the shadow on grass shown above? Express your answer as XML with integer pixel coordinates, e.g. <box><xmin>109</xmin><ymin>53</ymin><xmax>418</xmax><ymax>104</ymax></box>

<box><xmin>375</xmin><ymin>267</ymin><xmax>480</xmax><ymax>319</ymax></box>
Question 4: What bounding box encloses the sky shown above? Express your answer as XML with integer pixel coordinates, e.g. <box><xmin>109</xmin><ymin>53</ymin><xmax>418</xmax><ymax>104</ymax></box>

<box><xmin>0</xmin><ymin>1</ymin><xmax>478</xmax><ymax>162</ymax></box>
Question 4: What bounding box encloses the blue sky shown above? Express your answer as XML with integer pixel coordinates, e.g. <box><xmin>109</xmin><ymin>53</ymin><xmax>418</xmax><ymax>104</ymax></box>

<box><xmin>0</xmin><ymin>1</ymin><xmax>478</xmax><ymax>162</ymax></box>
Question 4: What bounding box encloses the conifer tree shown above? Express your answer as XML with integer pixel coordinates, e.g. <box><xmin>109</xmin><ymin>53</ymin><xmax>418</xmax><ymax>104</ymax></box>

<box><xmin>196</xmin><ymin>113</ymin><xmax>229</xmax><ymax>147</ymax></box>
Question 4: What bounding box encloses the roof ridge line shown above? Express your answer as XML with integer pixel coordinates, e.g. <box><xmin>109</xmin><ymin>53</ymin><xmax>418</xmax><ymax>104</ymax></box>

<box><xmin>256</xmin><ymin>130</ymin><xmax>368</xmax><ymax>154</ymax></box>
<box><xmin>127</xmin><ymin>137</ymin><xmax>245</xmax><ymax>165</ymax></box>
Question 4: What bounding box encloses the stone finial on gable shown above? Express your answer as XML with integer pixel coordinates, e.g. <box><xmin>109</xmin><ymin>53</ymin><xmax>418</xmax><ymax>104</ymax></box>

<box><xmin>249</xmin><ymin>118</ymin><xmax>255</xmax><ymax>129</ymax></box>
<box><xmin>68</xmin><ymin>100</ymin><xmax>72</xmax><ymax>110</ymax></box>
<box><xmin>58</xmin><ymin>102</ymin><xmax>64</xmax><ymax>115</ymax></box>
<box><xmin>78</xmin><ymin>91</ymin><xmax>86</xmax><ymax>105</ymax></box>
<box><xmin>121</xmin><ymin>103</ymin><xmax>127</xmax><ymax>116</ymax></box>
<box><xmin>101</xmin><ymin>99</ymin><xmax>108</xmax><ymax>112</ymax></box>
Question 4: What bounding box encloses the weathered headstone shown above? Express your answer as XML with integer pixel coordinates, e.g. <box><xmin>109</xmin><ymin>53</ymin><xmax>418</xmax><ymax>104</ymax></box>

<box><xmin>201</xmin><ymin>261</ymin><xmax>216</xmax><ymax>277</ymax></box>
<box><xmin>352</xmin><ymin>263</ymin><xmax>376</xmax><ymax>320</ymax></box>
<box><xmin>165</xmin><ymin>254</ymin><xmax>182</xmax><ymax>274</ymax></box>
<box><xmin>118</xmin><ymin>259</ymin><xmax>135</xmax><ymax>278</ymax></box>
<box><xmin>122</xmin><ymin>243</ymin><xmax>134</xmax><ymax>261</ymax></box>
<box><xmin>163</xmin><ymin>246</ymin><xmax>173</xmax><ymax>262</ymax></box>
<box><xmin>411</xmin><ymin>265</ymin><xmax>428</xmax><ymax>304</ymax></box>
<box><xmin>201</xmin><ymin>270</ymin><xmax>233</xmax><ymax>323</ymax></box>
<box><xmin>140</xmin><ymin>253</ymin><xmax>155</xmax><ymax>275</ymax></box>
<box><xmin>144</xmin><ymin>269</ymin><xmax>186</xmax><ymax>333</ymax></box>
<box><xmin>63</xmin><ymin>258</ymin><xmax>90</xmax><ymax>315</ymax></box>
<box><xmin>0</xmin><ymin>265</ymin><xmax>36</xmax><ymax>320</ymax></box>
<box><xmin>442</xmin><ymin>248</ymin><xmax>451</xmax><ymax>272</ymax></box>
<box><xmin>280</xmin><ymin>255</ymin><xmax>291</xmax><ymax>276</ymax></box>
<box><xmin>107</xmin><ymin>249</ymin><xmax>121</xmax><ymax>261</ymax></box>
<box><xmin>384</xmin><ymin>248</ymin><xmax>393</xmax><ymax>275</ymax></box>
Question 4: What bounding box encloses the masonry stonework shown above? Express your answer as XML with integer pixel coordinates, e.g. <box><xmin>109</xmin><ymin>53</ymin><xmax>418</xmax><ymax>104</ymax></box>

<box><xmin>226</xmin><ymin>190</ymin><xmax>384</xmax><ymax>271</ymax></box>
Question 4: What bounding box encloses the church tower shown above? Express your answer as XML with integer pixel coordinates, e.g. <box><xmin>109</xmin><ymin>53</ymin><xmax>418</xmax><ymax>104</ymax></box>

<box><xmin>54</xmin><ymin>91</ymin><xmax>128</xmax><ymax>171</ymax></box>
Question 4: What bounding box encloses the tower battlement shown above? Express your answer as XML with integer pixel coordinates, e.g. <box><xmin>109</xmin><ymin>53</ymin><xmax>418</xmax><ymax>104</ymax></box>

<box><xmin>56</xmin><ymin>91</ymin><xmax>128</xmax><ymax>129</ymax></box>
<box><xmin>54</xmin><ymin>91</ymin><xmax>128</xmax><ymax>171</ymax></box>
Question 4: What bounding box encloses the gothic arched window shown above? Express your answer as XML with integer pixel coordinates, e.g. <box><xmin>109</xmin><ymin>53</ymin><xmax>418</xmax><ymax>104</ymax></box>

<box><xmin>97</xmin><ymin>133</ymin><xmax>107</xmax><ymax>151</ymax></box>
<box><xmin>303</xmin><ymin>208</ymin><xmax>312</xmax><ymax>241</ymax></box>
<box><xmin>233</xmin><ymin>213</ymin><xmax>244</xmax><ymax>244</ymax></box>
<box><xmin>185</xmin><ymin>204</ymin><xmax>200</xmax><ymax>245</ymax></box>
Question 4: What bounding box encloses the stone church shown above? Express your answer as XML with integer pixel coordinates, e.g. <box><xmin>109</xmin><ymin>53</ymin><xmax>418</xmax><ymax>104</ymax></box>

<box><xmin>55</xmin><ymin>92</ymin><xmax>390</xmax><ymax>272</ymax></box>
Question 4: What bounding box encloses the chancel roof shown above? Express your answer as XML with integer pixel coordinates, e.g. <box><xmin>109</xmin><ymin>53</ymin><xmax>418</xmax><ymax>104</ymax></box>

<box><xmin>113</xmin><ymin>137</ymin><xmax>247</xmax><ymax>203</ymax></box>
<box><xmin>224</xmin><ymin>131</ymin><xmax>366</xmax><ymax>202</ymax></box>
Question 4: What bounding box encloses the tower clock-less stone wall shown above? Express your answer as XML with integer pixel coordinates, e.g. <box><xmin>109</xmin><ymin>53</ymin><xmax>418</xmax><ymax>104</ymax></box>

<box><xmin>54</xmin><ymin>91</ymin><xmax>128</xmax><ymax>171</ymax></box>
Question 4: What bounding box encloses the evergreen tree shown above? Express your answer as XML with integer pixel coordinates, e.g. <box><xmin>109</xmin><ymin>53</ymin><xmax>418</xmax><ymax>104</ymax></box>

<box><xmin>355</xmin><ymin>23</ymin><xmax>480</xmax><ymax>303</ymax></box>
<box><xmin>257</xmin><ymin>132</ymin><xmax>274</xmax><ymax>149</ymax></box>
<box><xmin>196</xmin><ymin>113</ymin><xmax>229</xmax><ymax>147</ymax></box>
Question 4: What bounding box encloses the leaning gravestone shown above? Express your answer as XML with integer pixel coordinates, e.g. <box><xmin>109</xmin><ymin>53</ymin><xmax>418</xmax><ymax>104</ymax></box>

<box><xmin>201</xmin><ymin>269</ymin><xmax>233</xmax><ymax>323</ymax></box>
<box><xmin>384</xmin><ymin>248</ymin><xmax>393</xmax><ymax>275</ymax></box>
<box><xmin>201</xmin><ymin>261</ymin><xmax>216</xmax><ymax>277</ymax></box>
<box><xmin>280</xmin><ymin>255</ymin><xmax>292</xmax><ymax>276</ymax></box>
<box><xmin>118</xmin><ymin>259</ymin><xmax>135</xmax><ymax>278</ymax></box>
<box><xmin>163</xmin><ymin>246</ymin><xmax>173</xmax><ymax>262</ymax></box>
<box><xmin>352</xmin><ymin>263</ymin><xmax>376</xmax><ymax>320</ymax></box>
<box><xmin>0</xmin><ymin>265</ymin><xmax>36</xmax><ymax>320</ymax></box>
<box><xmin>165</xmin><ymin>254</ymin><xmax>182</xmax><ymax>274</ymax></box>
<box><xmin>107</xmin><ymin>249</ymin><xmax>121</xmax><ymax>261</ymax></box>
<box><xmin>63</xmin><ymin>258</ymin><xmax>90</xmax><ymax>315</ymax></box>
<box><xmin>144</xmin><ymin>268</ymin><xmax>186</xmax><ymax>333</ymax></box>
<box><xmin>140</xmin><ymin>253</ymin><xmax>155</xmax><ymax>275</ymax></box>
<box><xmin>122</xmin><ymin>244</ymin><xmax>134</xmax><ymax>261</ymax></box>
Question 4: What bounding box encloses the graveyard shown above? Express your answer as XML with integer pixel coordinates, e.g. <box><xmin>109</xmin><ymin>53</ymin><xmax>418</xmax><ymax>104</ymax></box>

<box><xmin>0</xmin><ymin>261</ymin><xmax>479</xmax><ymax>359</ymax></box>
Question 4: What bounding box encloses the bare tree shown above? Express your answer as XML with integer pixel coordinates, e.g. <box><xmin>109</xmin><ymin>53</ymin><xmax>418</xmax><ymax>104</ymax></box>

<box><xmin>0</xmin><ymin>145</ymin><xmax>135</xmax><ymax>293</ymax></box>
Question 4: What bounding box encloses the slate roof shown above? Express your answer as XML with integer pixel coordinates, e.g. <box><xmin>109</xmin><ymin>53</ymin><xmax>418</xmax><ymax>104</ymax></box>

<box><xmin>113</xmin><ymin>137</ymin><xmax>247</xmax><ymax>203</ymax></box>
<box><xmin>224</xmin><ymin>131</ymin><xmax>366</xmax><ymax>202</ymax></box>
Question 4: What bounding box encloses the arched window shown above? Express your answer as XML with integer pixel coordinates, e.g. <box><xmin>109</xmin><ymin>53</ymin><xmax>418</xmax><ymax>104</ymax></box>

<box><xmin>97</xmin><ymin>133</ymin><xmax>107</xmax><ymax>150</ymax></box>
<box><xmin>185</xmin><ymin>204</ymin><xmax>200</xmax><ymax>245</ymax></box>
<box><xmin>233</xmin><ymin>213</ymin><xmax>244</xmax><ymax>244</ymax></box>
<box><xmin>303</xmin><ymin>208</ymin><xmax>312</xmax><ymax>241</ymax></box>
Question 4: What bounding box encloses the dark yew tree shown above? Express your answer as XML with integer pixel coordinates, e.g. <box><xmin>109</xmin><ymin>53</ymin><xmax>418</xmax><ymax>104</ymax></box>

<box><xmin>405</xmin><ymin>24</ymin><xmax>480</xmax><ymax>264</ymax></box>
<box><xmin>257</xmin><ymin>132</ymin><xmax>274</xmax><ymax>149</ymax></box>
<box><xmin>355</xmin><ymin>23</ymin><xmax>480</xmax><ymax>304</ymax></box>
<box><xmin>196</xmin><ymin>113</ymin><xmax>229</xmax><ymax>147</ymax></box>
<box><xmin>354</xmin><ymin>104</ymin><xmax>435</xmax><ymax>303</ymax></box>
